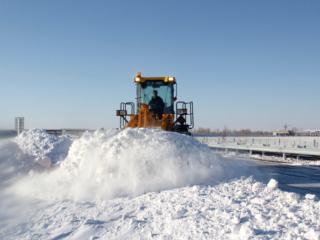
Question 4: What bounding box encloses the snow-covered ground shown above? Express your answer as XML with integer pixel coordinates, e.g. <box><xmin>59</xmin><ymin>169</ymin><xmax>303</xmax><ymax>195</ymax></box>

<box><xmin>3</xmin><ymin>178</ymin><xmax>320</xmax><ymax>240</ymax></box>
<box><xmin>0</xmin><ymin>129</ymin><xmax>320</xmax><ymax>239</ymax></box>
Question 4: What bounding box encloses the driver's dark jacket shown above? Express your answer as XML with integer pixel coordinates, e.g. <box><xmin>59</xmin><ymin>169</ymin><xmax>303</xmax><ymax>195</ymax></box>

<box><xmin>149</xmin><ymin>96</ymin><xmax>165</xmax><ymax>114</ymax></box>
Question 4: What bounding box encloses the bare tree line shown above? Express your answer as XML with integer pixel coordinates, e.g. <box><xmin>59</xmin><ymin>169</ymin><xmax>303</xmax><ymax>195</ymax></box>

<box><xmin>192</xmin><ymin>127</ymin><xmax>272</xmax><ymax>137</ymax></box>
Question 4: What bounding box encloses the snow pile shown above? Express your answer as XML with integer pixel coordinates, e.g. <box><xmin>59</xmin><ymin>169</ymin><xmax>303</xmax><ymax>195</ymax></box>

<box><xmin>11</xmin><ymin>128</ymin><xmax>222</xmax><ymax>200</ymax></box>
<box><xmin>0</xmin><ymin>130</ymin><xmax>72</xmax><ymax>189</ymax></box>
<box><xmin>14</xmin><ymin>129</ymin><xmax>72</xmax><ymax>167</ymax></box>
<box><xmin>3</xmin><ymin>178</ymin><xmax>320</xmax><ymax>240</ymax></box>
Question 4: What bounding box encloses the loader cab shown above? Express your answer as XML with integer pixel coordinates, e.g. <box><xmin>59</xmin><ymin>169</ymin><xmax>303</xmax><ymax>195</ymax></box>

<box><xmin>135</xmin><ymin>74</ymin><xmax>176</xmax><ymax>114</ymax></box>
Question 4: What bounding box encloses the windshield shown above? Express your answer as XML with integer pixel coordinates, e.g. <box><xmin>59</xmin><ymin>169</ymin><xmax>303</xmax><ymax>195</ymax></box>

<box><xmin>137</xmin><ymin>81</ymin><xmax>174</xmax><ymax>114</ymax></box>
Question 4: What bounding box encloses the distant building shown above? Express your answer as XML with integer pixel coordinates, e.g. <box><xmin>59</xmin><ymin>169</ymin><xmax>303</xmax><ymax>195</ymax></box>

<box><xmin>272</xmin><ymin>130</ymin><xmax>295</xmax><ymax>137</ymax></box>
<box><xmin>15</xmin><ymin>117</ymin><xmax>25</xmax><ymax>135</ymax></box>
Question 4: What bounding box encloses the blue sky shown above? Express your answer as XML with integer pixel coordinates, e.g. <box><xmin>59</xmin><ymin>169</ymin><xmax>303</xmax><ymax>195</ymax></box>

<box><xmin>1</xmin><ymin>0</ymin><xmax>319</xmax><ymax>130</ymax></box>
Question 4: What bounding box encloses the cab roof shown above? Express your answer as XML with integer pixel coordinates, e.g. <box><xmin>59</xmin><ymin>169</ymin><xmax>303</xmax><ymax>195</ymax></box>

<box><xmin>134</xmin><ymin>72</ymin><xmax>176</xmax><ymax>84</ymax></box>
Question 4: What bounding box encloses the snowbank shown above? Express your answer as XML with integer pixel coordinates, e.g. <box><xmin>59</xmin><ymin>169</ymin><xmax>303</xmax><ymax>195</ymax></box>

<box><xmin>11</xmin><ymin>128</ymin><xmax>222</xmax><ymax>201</ymax></box>
<box><xmin>14</xmin><ymin>129</ymin><xmax>72</xmax><ymax>167</ymax></box>
<box><xmin>0</xmin><ymin>129</ymin><xmax>72</xmax><ymax>190</ymax></box>
<box><xmin>3</xmin><ymin>178</ymin><xmax>320</xmax><ymax>240</ymax></box>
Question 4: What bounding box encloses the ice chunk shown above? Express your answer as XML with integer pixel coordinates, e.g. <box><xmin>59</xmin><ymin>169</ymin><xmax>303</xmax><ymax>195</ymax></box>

<box><xmin>267</xmin><ymin>179</ymin><xmax>278</xmax><ymax>190</ymax></box>
<box><xmin>305</xmin><ymin>194</ymin><xmax>316</xmax><ymax>200</ymax></box>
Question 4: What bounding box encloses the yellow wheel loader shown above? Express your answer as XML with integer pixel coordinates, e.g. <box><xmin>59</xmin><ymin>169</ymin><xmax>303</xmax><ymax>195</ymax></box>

<box><xmin>116</xmin><ymin>73</ymin><xmax>194</xmax><ymax>135</ymax></box>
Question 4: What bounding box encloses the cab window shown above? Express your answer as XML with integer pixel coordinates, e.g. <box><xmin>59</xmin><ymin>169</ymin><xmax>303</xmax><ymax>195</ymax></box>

<box><xmin>137</xmin><ymin>81</ymin><xmax>174</xmax><ymax>114</ymax></box>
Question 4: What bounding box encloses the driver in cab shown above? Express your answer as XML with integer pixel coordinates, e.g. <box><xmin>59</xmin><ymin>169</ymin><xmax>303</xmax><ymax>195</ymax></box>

<box><xmin>149</xmin><ymin>90</ymin><xmax>164</xmax><ymax>119</ymax></box>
